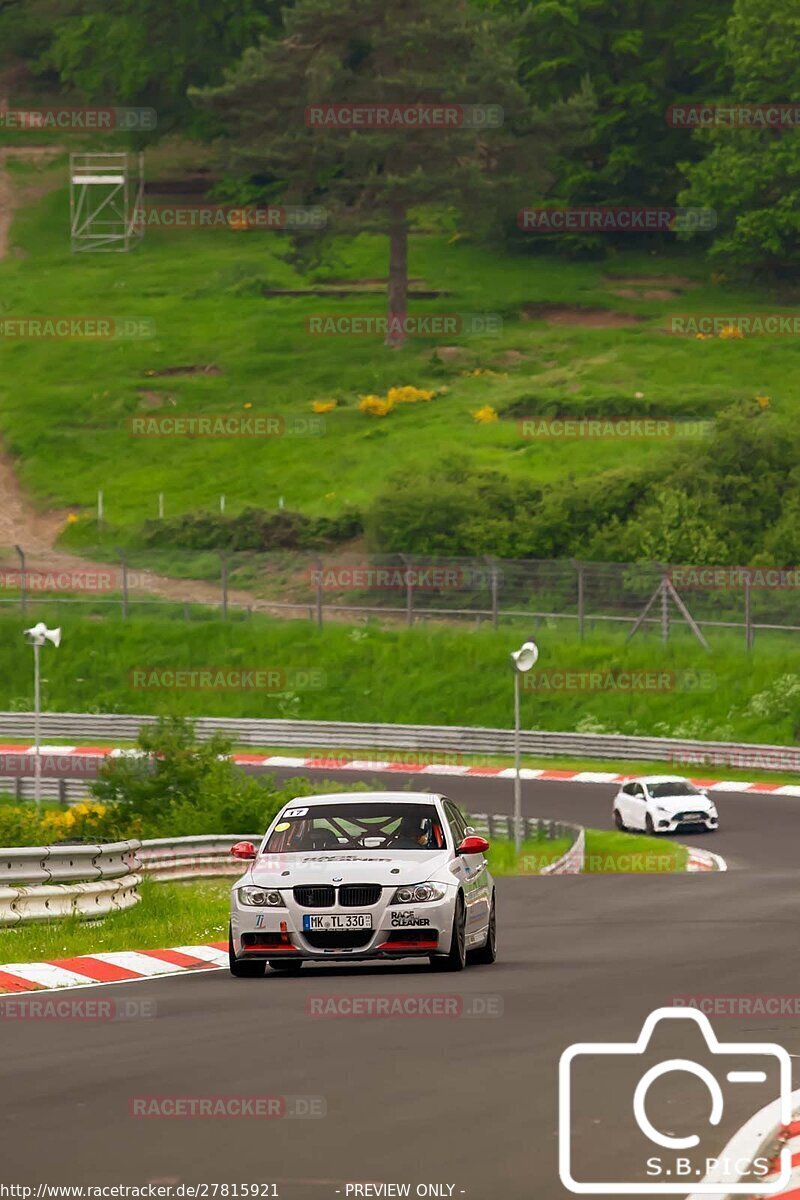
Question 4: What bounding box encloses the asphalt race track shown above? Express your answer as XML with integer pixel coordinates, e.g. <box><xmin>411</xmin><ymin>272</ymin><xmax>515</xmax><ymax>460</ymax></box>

<box><xmin>3</xmin><ymin>770</ymin><xmax>800</xmax><ymax>1199</ymax></box>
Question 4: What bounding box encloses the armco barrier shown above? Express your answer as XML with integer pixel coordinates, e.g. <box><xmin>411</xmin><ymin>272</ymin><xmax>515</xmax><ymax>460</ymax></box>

<box><xmin>0</xmin><ymin>840</ymin><xmax>142</xmax><ymax>925</ymax></box>
<box><xmin>0</xmin><ymin>712</ymin><xmax>796</xmax><ymax>775</ymax></box>
<box><xmin>137</xmin><ymin>835</ymin><xmax>261</xmax><ymax>881</ymax></box>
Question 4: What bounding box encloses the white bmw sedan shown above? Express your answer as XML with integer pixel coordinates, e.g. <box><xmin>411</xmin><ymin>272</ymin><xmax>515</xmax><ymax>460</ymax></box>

<box><xmin>228</xmin><ymin>791</ymin><xmax>496</xmax><ymax>976</ymax></box>
<box><xmin>613</xmin><ymin>775</ymin><xmax>719</xmax><ymax>834</ymax></box>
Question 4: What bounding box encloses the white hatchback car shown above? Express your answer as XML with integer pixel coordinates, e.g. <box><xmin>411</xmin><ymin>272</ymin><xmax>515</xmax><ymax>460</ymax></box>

<box><xmin>613</xmin><ymin>775</ymin><xmax>719</xmax><ymax>834</ymax></box>
<box><xmin>228</xmin><ymin>791</ymin><xmax>496</xmax><ymax>976</ymax></box>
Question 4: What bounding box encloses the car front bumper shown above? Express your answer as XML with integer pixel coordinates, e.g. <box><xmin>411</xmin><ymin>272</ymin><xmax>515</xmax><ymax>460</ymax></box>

<box><xmin>655</xmin><ymin>814</ymin><xmax>719</xmax><ymax>832</ymax></box>
<box><xmin>230</xmin><ymin>889</ymin><xmax>457</xmax><ymax>961</ymax></box>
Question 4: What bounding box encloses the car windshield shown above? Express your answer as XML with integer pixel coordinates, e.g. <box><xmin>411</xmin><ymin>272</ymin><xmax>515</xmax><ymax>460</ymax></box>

<box><xmin>263</xmin><ymin>803</ymin><xmax>447</xmax><ymax>853</ymax></box>
<box><xmin>648</xmin><ymin>782</ymin><xmax>702</xmax><ymax>799</ymax></box>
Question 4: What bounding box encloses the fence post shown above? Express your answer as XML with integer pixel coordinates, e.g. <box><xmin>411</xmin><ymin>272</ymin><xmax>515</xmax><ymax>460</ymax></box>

<box><xmin>401</xmin><ymin>554</ymin><xmax>414</xmax><ymax>627</ymax></box>
<box><xmin>661</xmin><ymin>573</ymin><xmax>670</xmax><ymax>643</ymax></box>
<box><xmin>744</xmin><ymin>578</ymin><xmax>753</xmax><ymax>651</ymax></box>
<box><xmin>58</xmin><ymin>779</ymin><xmax>68</xmax><ymax>808</ymax></box>
<box><xmin>572</xmin><ymin>559</ymin><xmax>585</xmax><ymax>640</ymax></box>
<box><xmin>314</xmin><ymin>557</ymin><xmax>324</xmax><ymax>628</ymax></box>
<box><xmin>220</xmin><ymin>553</ymin><xmax>228</xmax><ymax>620</ymax></box>
<box><xmin>116</xmin><ymin>548</ymin><xmax>128</xmax><ymax>618</ymax></box>
<box><xmin>14</xmin><ymin>544</ymin><xmax>25</xmax><ymax>616</ymax></box>
<box><xmin>490</xmin><ymin>559</ymin><xmax>499</xmax><ymax>630</ymax></box>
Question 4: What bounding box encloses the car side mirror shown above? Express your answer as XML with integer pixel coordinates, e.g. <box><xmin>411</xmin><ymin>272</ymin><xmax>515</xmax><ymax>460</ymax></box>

<box><xmin>457</xmin><ymin>835</ymin><xmax>490</xmax><ymax>855</ymax></box>
<box><xmin>230</xmin><ymin>840</ymin><xmax>257</xmax><ymax>860</ymax></box>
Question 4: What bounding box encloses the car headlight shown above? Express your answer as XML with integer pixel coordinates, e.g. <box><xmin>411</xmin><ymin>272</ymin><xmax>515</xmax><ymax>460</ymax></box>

<box><xmin>238</xmin><ymin>886</ymin><xmax>285</xmax><ymax>907</ymax></box>
<box><xmin>390</xmin><ymin>883</ymin><xmax>447</xmax><ymax>905</ymax></box>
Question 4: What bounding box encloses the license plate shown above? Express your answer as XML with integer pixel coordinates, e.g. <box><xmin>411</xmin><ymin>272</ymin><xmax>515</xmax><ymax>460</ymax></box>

<box><xmin>303</xmin><ymin>913</ymin><xmax>372</xmax><ymax>931</ymax></box>
<box><xmin>682</xmin><ymin>813</ymin><xmax>703</xmax><ymax>821</ymax></box>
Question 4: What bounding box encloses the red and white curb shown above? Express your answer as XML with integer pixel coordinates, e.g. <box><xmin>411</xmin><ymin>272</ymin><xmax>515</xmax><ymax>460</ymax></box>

<box><xmin>0</xmin><ymin>942</ymin><xmax>227</xmax><ymax>995</ymax></box>
<box><xmin>687</xmin><ymin>1089</ymin><xmax>800</xmax><ymax>1199</ymax></box>
<box><xmin>1</xmin><ymin>742</ymin><xmax>799</xmax><ymax>794</ymax></box>
<box><xmin>686</xmin><ymin>847</ymin><xmax>728</xmax><ymax>872</ymax></box>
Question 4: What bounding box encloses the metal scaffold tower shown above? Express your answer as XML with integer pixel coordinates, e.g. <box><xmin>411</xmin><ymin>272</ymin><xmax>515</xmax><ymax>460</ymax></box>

<box><xmin>69</xmin><ymin>152</ymin><xmax>144</xmax><ymax>252</ymax></box>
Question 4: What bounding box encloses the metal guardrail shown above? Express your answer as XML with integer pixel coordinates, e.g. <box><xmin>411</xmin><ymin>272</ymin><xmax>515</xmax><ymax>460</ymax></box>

<box><xmin>137</xmin><ymin>835</ymin><xmax>260</xmax><ymax>881</ymax></box>
<box><xmin>0</xmin><ymin>840</ymin><xmax>142</xmax><ymax>925</ymax></box>
<box><xmin>0</xmin><ymin>712</ymin><xmax>796</xmax><ymax>775</ymax></box>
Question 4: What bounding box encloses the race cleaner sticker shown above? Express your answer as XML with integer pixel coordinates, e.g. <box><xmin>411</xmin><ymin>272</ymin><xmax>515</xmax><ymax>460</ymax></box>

<box><xmin>390</xmin><ymin>912</ymin><xmax>432</xmax><ymax>927</ymax></box>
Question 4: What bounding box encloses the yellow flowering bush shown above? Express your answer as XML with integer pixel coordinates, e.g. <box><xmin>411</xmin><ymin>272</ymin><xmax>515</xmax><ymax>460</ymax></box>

<box><xmin>462</xmin><ymin>367</ymin><xmax>507</xmax><ymax>379</ymax></box>
<box><xmin>359</xmin><ymin>394</ymin><xmax>394</xmax><ymax>417</ymax></box>
<box><xmin>312</xmin><ymin>400</ymin><xmax>337</xmax><ymax>414</ymax></box>
<box><xmin>386</xmin><ymin>386</ymin><xmax>435</xmax><ymax>404</ymax></box>
<box><xmin>719</xmin><ymin>324</ymin><xmax>744</xmax><ymax>340</ymax></box>
<box><xmin>755</xmin><ymin>394</ymin><xmax>770</xmax><ymax>408</ymax></box>
<box><xmin>472</xmin><ymin>405</ymin><xmax>499</xmax><ymax>424</ymax></box>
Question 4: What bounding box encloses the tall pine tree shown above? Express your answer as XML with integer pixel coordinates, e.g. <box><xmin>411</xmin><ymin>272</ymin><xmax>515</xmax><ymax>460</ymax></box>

<box><xmin>196</xmin><ymin>0</ymin><xmax>591</xmax><ymax>345</ymax></box>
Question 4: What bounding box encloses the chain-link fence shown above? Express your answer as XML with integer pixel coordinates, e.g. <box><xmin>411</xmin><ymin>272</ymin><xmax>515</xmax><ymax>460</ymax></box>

<box><xmin>0</xmin><ymin>546</ymin><xmax>797</xmax><ymax>646</ymax></box>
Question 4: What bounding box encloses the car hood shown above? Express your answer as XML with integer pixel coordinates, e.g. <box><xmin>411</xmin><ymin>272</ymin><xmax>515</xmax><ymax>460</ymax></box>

<box><xmin>651</xmin><ymin>793</ymin><xmax>713</xmax><ymax>814</ymax></box>
<box><xmin>247</xmin><ymin>849</ymin><xmax>453</xmax><ymax>888</ymax></box>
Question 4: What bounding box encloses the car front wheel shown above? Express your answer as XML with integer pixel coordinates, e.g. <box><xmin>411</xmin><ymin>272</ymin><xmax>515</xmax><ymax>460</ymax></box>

<box><xmin>431</xmin><ymin>894</ymin><xmax>466</xmax><ymax>972</ymax></box>
<box><xmin>469</xmin><ymin>893</ymin><xmax>496</xmax><ymax>965</ymax></box>
<box><xmin>613</xmin><ymin>808</ymin><xmax>626</xmax><ymax>831</ymax></box>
